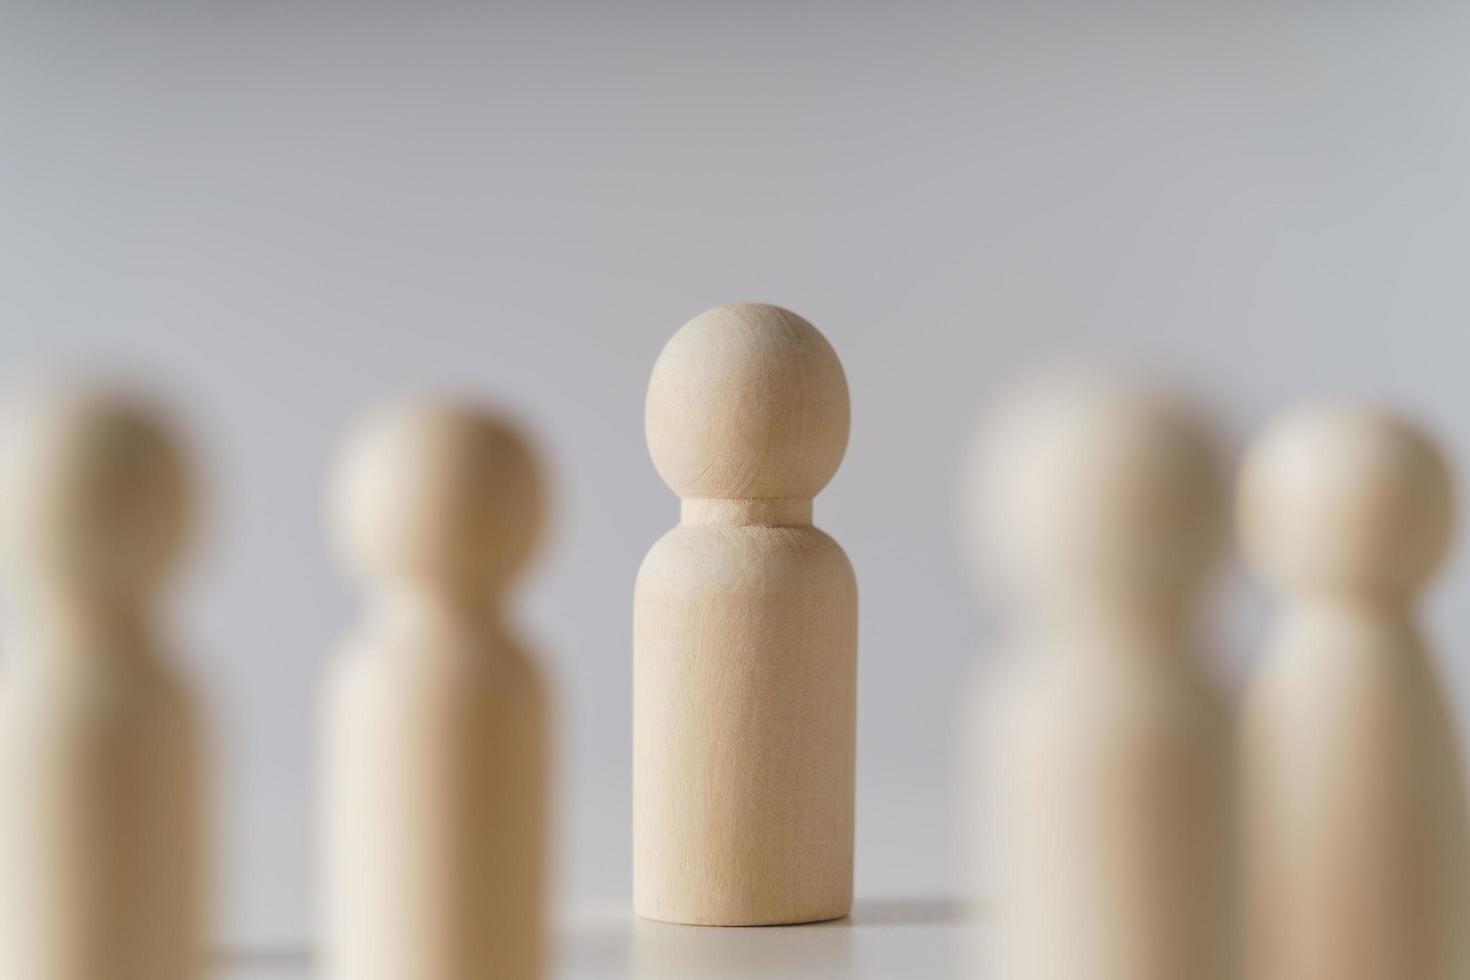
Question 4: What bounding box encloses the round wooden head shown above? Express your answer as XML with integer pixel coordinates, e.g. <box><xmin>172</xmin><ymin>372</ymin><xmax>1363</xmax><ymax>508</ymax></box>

<box><xmin>0</xmin><ymin>388</ymin><xmax>192</xmax><ymax>598</ymax></box>
<box><xmin>329</xmin><ymin>401</ymin><xmax>544</xmax><ymax>600</ymax></box>
<box><xmin>972</xmin><ymin>375</ymin><xmax>1225</xmax><ymax>601</ymax></box>
<box><xmin>1238</xmin><ymin>404</ymin><xmax>1453</xmax><ymax>602</ymax></box>
<box><xmin>645</xmin><ymin>303</ymin><xmax>850</xmax><ymax>500</ymax></box>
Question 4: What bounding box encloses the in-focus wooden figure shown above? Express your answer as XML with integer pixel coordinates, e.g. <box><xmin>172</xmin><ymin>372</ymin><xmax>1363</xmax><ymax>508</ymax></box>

<box><xmin>322</xmin><ymin>402</ymin><xmax>550</xmax><ymax>980</ymax></box>
<box><xmin>0</xmin><ymin>389</ymin><xmax>206</xmax><ymax>980</ymax></box>
<box><xmin>967</xmin><ymin>376</ymin><xmax>1233</xmax><ymax>980</ymax></box>
<box><xmin>634</xmin><ymin>303</ymin><xmax>857</xmax><ymax>926</ymax></box>
<box><xmin>1239</xmin><ymin>404</ymin><xmax>1470</xmax><ymax>980</ymax></box>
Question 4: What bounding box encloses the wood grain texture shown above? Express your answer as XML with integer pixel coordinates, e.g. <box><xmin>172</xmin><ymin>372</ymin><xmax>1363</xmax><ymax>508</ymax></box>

<box><xmin>1239</xmin><ymin>404</ymin><xmax>1470</xmax><ymax>980</ymax></box>
<box><xmin>968</xmin><ymin>377</ymin><xmax>1233</xmax><ymax>980</ymax></box>
<box><xmin>0</xmin><ymin>390</ymin><xmax>206</xmax><ymax>980</ymax></box>
<box><xmin>634</xmin><ymin>304</ymin><xmax>857</xmax><ymax>926</ymax></box>
<box><xmin>321</xmin><ymin>402</ymin><xmax>550</xmax><ymax>980</ymax></box>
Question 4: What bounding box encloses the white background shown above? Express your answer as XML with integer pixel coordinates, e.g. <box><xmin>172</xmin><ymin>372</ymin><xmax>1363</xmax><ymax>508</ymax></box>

<box><xmin>6</xmin><ymin>1</ymin><xmax>1470</xmax><ymax>954</ymax></box>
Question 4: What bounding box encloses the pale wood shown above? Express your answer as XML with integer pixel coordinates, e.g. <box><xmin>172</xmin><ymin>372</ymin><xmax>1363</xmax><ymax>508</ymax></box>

<box><xmin>1238</xmin><ymin>404</ymin><xmax>1470</xmax><ymax>980</ymax></box>
<box><xmin>634</xmin><ymin>303</ymin><xmax>857</xmax><ymax>926</ymax></box>
<box><xmin>321</xmin><ymin>402</ymin><xmax>550</xmax><ymax>980</ymax></box>
<box><xmin>966</xmin><ymin>376</ymin><xmax>1233</xmax><ymax>980</ymax></box>
<box><xmin>0</xmin><ymin>389</ymin><xmax>206</xmax><ymax>980</ymax></box>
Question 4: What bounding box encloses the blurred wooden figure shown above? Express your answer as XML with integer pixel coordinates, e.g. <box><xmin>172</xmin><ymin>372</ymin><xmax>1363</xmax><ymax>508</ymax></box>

<box><xmin>322</xmin><ymin>402</ymin><xmax>550</xmax><ymax>980</ymax></box>
<box><xmin>634</xmin><ymin>303</ymin><xmax>858</xmax><ymax>926</ymax></box>
<box><xmin>1239</xmin><ymin>405</ymin><xmax>1470</xmax><ymax>980</ymax></box>
<box><xmin>967</xmin><ymin>376</ymin><xmax>1233</xmax><ymax>980</ymax></box>
<box><xmin>0</xmin><ymin>389</ymin><xmax>206</xmax><ymax>980</ymax></box>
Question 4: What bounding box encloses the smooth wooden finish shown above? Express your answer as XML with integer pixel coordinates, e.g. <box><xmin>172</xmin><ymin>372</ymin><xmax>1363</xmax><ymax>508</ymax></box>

<box><xmin>634</xmin><ymin>303</ymin><xmax>857</xmax><ymax>926</ymax></box>
<box><xmin>0</xmin><ymin>389</ymin><xmax>206</xmax><ymax>980</ymax></box>
<box><xmin>1238</xmin><ymin>404</ymin><xmax>1470</xmax><ymax>980</ymax></box>
<box><xmin>968</xmin><ymin>377</ymin><xmax>1233</xmax><ymax>980</ymax></box>
<box><xmin>321</xmin><ymin>402</ymin><xmax>550</xmax><ymax>980</ymax></box>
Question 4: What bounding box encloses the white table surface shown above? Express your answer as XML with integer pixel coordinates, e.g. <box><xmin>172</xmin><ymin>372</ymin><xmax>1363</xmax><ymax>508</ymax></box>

<box><xmin>217</xmin><ymin>897</ymin><xmax>985</xmax><ymax>979</ymax></box>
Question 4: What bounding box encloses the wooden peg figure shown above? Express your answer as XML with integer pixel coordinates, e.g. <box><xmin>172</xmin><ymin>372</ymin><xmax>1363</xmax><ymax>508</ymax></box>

<box><xmin>0</xmin><ymin>389</ymin><xmax>206</xmax><ymax>980</ymax></box>
<box><xmin>634</xmin><ymin>303</ymin><xmax>857</xmax><ymax>926</ymax></box>
<box><xmin>1238</xmin><ymin>405</ymin><xmax>1470</xmax><ymax>980</ymax></box>
<box><xmin>322</xmin><ymin>402</ymin><xmax>550</xmax><ymax>980</ymax></box>
<box><xmin>968</xmin><ymin>377</ymin><xmax>1233</xmax><ymax>980</ymax></box>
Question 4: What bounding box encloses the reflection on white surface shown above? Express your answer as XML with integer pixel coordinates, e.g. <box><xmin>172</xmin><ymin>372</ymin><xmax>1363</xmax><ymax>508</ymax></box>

<box><xmin>217</xmin><ymin>897</ymin><xmax>985</xmax><ymax>979</ymax></box>
<box><xmin>632</xmin><ymin>916</ymin><xmax>855</xmax><ymax>980</ymax></box>
<box><xmin>562</xmin><ymin>897</ymin><xmax>976</xmax><ymax>980</ymax></box>
<box><xmin>214</xmin><ymin>947</ymin><xmax>313</xmax><ymax>980</ymax></box>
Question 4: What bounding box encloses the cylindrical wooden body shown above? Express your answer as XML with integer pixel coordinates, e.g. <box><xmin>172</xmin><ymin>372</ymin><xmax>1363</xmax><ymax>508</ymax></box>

<box><xmin>1242</xmin><ymin>603</ymin><xmax>1470</xmax><ymax>980</ymax></box>
<box><xmin>991</xmin><ymin>634</ymin><xmax>1232</xmax><ymax>980</ymax></box>
<box><xmin>322</xmin><ymin>612</ymin><xmax>549</xmax><ymax>980</ymax></box>
<box><xmin>0</xmin><ymin>648</ymin><xmax>204</xmax><ymax>980</ymax></box>
<box><xmin>633</xmin><ymin>518</ymin><xmax>858</xmax><ymax>926</ymax></box>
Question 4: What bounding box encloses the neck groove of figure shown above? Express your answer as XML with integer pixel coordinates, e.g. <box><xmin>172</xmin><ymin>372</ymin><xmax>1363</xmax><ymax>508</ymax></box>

<box><xmin>681</xmin><ymin>497</ymin><xmax>813</xmax><ymax>527</ymax></box>
<box><xmin>1033</xmin><ymin>584</ymin><xmax>1195</xmax><ymax>656</ymax></box>
<box><xmin>375</xmin><ymin>581</ymin><xmax>505</xmax><ymax>636</ymax></box>
<box><xmin>1297</xmin><ymin>586</ymin><xmax>1415</xmax><ymax>620</ymax></box>
<box><xmin>21</xmin><ymin>583</ymin><xmax>154</xmax><ymax>659</ymax></box>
